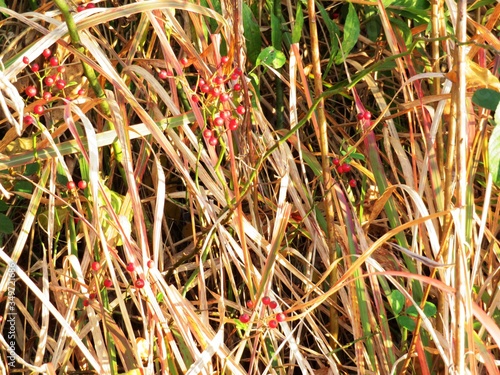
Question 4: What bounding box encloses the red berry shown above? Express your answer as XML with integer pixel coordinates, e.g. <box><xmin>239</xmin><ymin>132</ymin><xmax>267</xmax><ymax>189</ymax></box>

<box><xmin>33</xmin><ymin>105</ymin><xmax>44</xmax><ymax>115</ymax></box>
<box><xmin>230</xmin><ymin>73</ymin><xmax>239</xmax><ymax>81</ymax></box>
<box><xmin>268</xmin><ymin>319</ymin><xmax>278</xmax><ymax>329</ymax></box>
<box><xmin>91</xmin><ymin>261</ymin><xmax>100</xmax><ymax>271</ymax></box>
<box><xmin>233</xmin><ymin>83</ymin><xmax>241</xmax><ymax>91</ymax></box>
<box><xmin>103</xmin><ymin>279</ymin><xmax>112</xmax><ymax>288</ymax></box>
<box><xmin>86</xmin><ymin>3</ymin><xmax>96</xmax><ymax>8</ymax></box>
<box><xmin>126</xmin><ymin>262</ymin><xmax>135</xmax><ymax>272</ymax></box>
<box><xmin>349</xmin><ymin>179</ymin><xmax>357</xmax><ymax>187</ymax></box>
<box><xmin>89</xmin><ymin>293</ymin><xmax>97</xmax><ymax>299</ymax></box>
<box><xmin>56</xmin><ymin>79</ymin><xmax>66</xmax><ymax>90</ymax></box>
<box><xmin>23</xmin><ymin>115</ymin><xmax>34</xmax><ymax>125</ymax></box>
<box><xmin>49</xmin><ymin>57</ymin><xmax>59</xmax><ymax>67</ymax></box>
<box><xmin>228</xmin><ymin>118</ymin><xmax>238</xmax><ymax>131</ymax></box>
<box><xmin>199</xmin><ymin>78</ymin><xmax>205</xmax><ymax>86</ymax></box>
<box><xmin>78</xmin><ymin>180</ymin><xmax>87</xmax><ymax>189</ymax></box>
<box><xmin>203</xmin><ymin>129</ymin><xmax>213</xmax><ymax>139</ymax></box>
<box><xmin>357</xmin><ymin>112</ymin><xmax>364</xmax><ymax>120</ymax></box>
<box><xmin>83</xmin><ymin>299</ymin><xmax>90</xmax><ymax>307</ymax></box>
<box><xmin>363</xmin><ymin>112</ymin><xmax>372</xmax><ymax>120</ymax></box>
<box><xmin>214</xmin><ymin>75</ymin><xmax>224</xmax><ymax>85</ymax></box>
<box><xmin>219</xmin><ymin>93</ymin><xmax>230</xmax><ymax>102</ymax></box>
<box><xmin>135</xmin><ymin>278</ymin><xmax>145</xmax><ymax>289</ymax></box>
<box><xmin>25</xmin><ymin>86</ymin><xmax>37</xmax><ymax>97</ymax></box>
<box><xmin>239</xmin><ymin>313</ymin><xmax>250</xmax><ymax>323</ymax></box>
<box><xmin>333</xmin><ymin>158</ymin><xmax>340</xmax><ymax>166</ymax></box>
<box><xmin>220</xmin><ymin>110</ymin><xmax>231</xmax><ymax>120</ymax></box>
<box><xmin>234</xmin><ymin>67</ymin><xmax>243</xmax><ymax>76</ymax></box>
<box><xmin>236</xmin><ymin>105</ymin><xmax>246</xmax><ymax>115</ymax></box>
<box><xmin>147</xmin><ymin>259</ymin><xmax>154</xmax><ymax>268</ymax></box>
<box><xmin>246</xmin><ymin>300</ymin><xmax>254</xmax><ymax>309</ymax></box>
<box><xmin>191</xmin><ymin>94</ymin><xmax>199</xmax><ymax>103</ymax></box>
<box><xmin>78</xmin><ymin>89</ymin><xmax>85</xmax><ymax>96</ymax></box>
<box><xmin>42</xmin><ymin>49</ymin><xmax>51</xmax><ymax>59</ymax></box>
<box><xmin>57</xmin><ymin>66</ymin><xmax>66</xmax><ymax>73</ymax></box>
<box><xmin>67</xmin><ymin>181</ymin><xmax>76</xmax><ymax>190</ymax></box>
<box><xmin>208</xmin><ymin>136</ymin><xmax>218</xmax><ymax>146</ymax></box>
<box><xmin>276</xmin><ymin>312</ymin><xmax>286</xmax><ymax>322</ymax></box>
<box><xmin>213</xmin><ymin>117</ymin><xmax>224</xmax><ymax>127</ymax></box>
<box><xmin>221</xmin><ymin>56</ymin><xmax>229</xmax><ymax>64</ymax></box>
<box><xmin>200</xmin><ymin>84</ymin><xmax>210</xmax><ymax>93</ymax></box>
<box><xmin>343</xmin><ymin>164</ymin><xmax>351</xmax><ymax>173</ymax></box>
<box><xmin>31</xmin><ymin>63</ymin><xmax>39</xmax><ymax>73</ymax></box>
<box><xmin>22</xmin><ymin>56</ymin><xmax>29</xmax><ymax>64</ymax></box>
<box><xmin>210</xmin><ymin>87</ymin><xmax>221</xmax><ymax>97</ymax></box>
<box><xmin>43</xmin><ymin>91</ymin><xmax>52</xmax><ymax>101</ymax></box>
<box><xmin>269</xmin><ymin>301</ymin><xmax>278</xmax><ymax>309</ymax></box>
<box><xmin>179</xmin><ymin>57</ymin><xmax>188</xmax><ymax>66</ymax></box>
<box><xmin>262</xmin><ymin>296</ymin><xmax>271</xmax><ymax>305</ymax></box>
<box><xmin>44</xmin><ymin>76</ymin><xmax>55</xmax><ymax>86</ymax></box>
<box><xmin>77</xmin><ymin>5</ymin><xmax>86</xmax><ymax>11</ymax></box>
<box><xmin>159</xmin><ymin>70</ymin><xmax>168</xmax><ymax>79</ymax></box>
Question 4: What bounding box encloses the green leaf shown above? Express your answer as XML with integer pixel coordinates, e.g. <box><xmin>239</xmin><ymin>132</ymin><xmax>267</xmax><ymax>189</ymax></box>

<box><xmin>0</xmin><ymin>213</ymin><xmax>13</xmax><ymax>234</ymax></box>
<box><xmin>14</xmin><ymin>180</ymin><xmax>33</xmax><ymax>194</ymax></box>
<box><xmin>406</xmin><ymin>301</ymin><xmax>437</xmax><ymax>317</ymax></box>
<box><xmin>388</xmin><ymin>290</ymin><xmax>405</xmax><ymax>315</ymax></box>
<box><xmin>243</xmin><ymin>3</ymin><xmax>261</xmax><ymax>65</ymax></box>
<box><xmin>256</xmin><ymin>46</ymin><xmax>286</xmax><ymax>69</ymax></box>
<box><xmin>473</xmin><ymin>88</ymin><xmax>500</xmax><ymax>111</ymax></box>
<box><xmin>488</xmin><ymin>101</ymin><xmax>500</xmax><ymax>186</ymax></box>
<box><xmin>292</xmin><ymin>3</ymin><xmax>304</xmax><ymax>44</ymax></box>
<box><xmin>335</xmin><ymin>3</ymin><xmax>360</xmax><ymax>64</ymax></box>
<box><xmin>397</xmin><ymin>315</ymin><xmax>416</xmax><ymax>331</ymax></box>
<box><xmin>24</xmin><ymin>162</ymin><xmax>40</xmax><ymax>176</ymax></box>
<box><xmin>0</xmin><ymin>200</ymin><xmax>8</xmax><ymax>212</ymax></box>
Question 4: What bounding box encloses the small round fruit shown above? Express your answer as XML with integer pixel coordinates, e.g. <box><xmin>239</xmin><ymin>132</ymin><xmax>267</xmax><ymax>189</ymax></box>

<box><xmin>33</xmin><ymin>105</ymin><xmax>44</xmax><ymax>115</ymax></box>
<box><xmin>234</xmin><ymin>67</ymin><xmax>243</xmax><ymax>76</ymax></box>
<box><xmin>135</xmin><ymin>278</ymin><xmax>145</xmax><ymax>289</ymax></box>
<box><xmin>78</xmin><ymin>89</ymin><xmax>86</xmax><ymax>96</ymax></box>
<box><xmin>333</xmin><ymin>158</ymin><xmax>340</xmax><ymax>166</ymax></box>
<box><xmin>91</xmin><ymin>261</ymin><xmax>100</xmax><ymax>271</ymax></box>
<box><xmin>268</xmin><ymin>319</ymin><xmax>278</xmax><ymax>329</ymax></box>
<box><xmin>233</xmin><ymin>83</ymin><xmax>241</xmax><ymax>91</ymax></box>
<box><xmin>57</xmin><ymin>66</ymin><xmax>66</xmax><ymax>73</ymax></box>
<box><xmin>103</xmin><ymin>279</ymin><xmax>112</xmax><ymax>288</ymax></box>
<box><xmin>239</xmin><ymin>313</ymin><xmax>250</xmax><ymax>323</ymax></box>
<box><xmin>43</xmin><ymin>91</ymin><xmax>52</xmax><ymax>101</ymax></box>
<box><xmin>269</xmin><ymin>301</ymin><xmax>278</xmax><ymax>309</ymax></box>
<box><xmin>276</xmin><ymin>313</ymin><xmax>286</xmax><ymax>322</ymax></box>
<box><xmin>78</xmin><ymin>180</ymin><xmax>87</xmax><ymax>189</ymax></box>
<box><xmin>44</xmin><ymin>76</ymin><xmax>55</xmax><ymax>86</ymax></box>
<box><xmin>208</xmin><ymin>136</ymin><xmax>218</xmax><ymax>146</ymax></box>
<box><xmin>42</xmin><ymin>48</ymin><xmax>51</xmax><ymax>59</ymax></box>
<box><xmin>49</xmin><ymin>56</ymin><xmax>59</xmax><ymax>67</ymax></box>
<box><xmin>22</xmin><ymin>56</ymin><xmax>29</xmax><ymax>64</ymax></box>
<box><xmin>262</xmin><ymin>296</ymin><xmax>271</xmax><ymax>305</ymax></box>
<box><xmin>191</xmin><ymin>94</ymin><xmax>199</xmax><ymax>103</ymax></box>
<box><xmin>159</xmin><ymin>70</ymin><xmax>168</xmax><ymax>79</ymax></box>
<box><xmin>77</xmin><ymin>5</ymin><xmax>86</xmax><ymax>11</ymax></box>
<box><xmin>25</xmin><ymin>86</ymin><xmax>37</xmax><ymax>97</ymax></box>
<box><xmin>200</xmin><ymin>84</ymin><xmax>210</xmax><ymax>93</ymax></box>
<box><xmin>89</xmin><ymin>293</ymin><xmax>97</xmax><ymax>299</ymax></box>
<box><xmin>83</xmin><ymin>299</ymin><xmax>90</xmax><ymax>307</ymax></box>
<box><xmin>228</xmin><ymin>118</ymin><xmax>238</xmax><ymax>131</ymax></box>
<box><xmin>246</xmin><ymin>300</ymin><xmax>254</xmax><ymax>309</ymax></box>
<box><xmin>203</xmin><ymin>129</ymin><xmax>213</xmax><ymax>139</ymax></box>
<box><xmin>126</xmin><ymin>262</ymin><xmax>135</xmax><ymax>272</ymax></box>
<box><xmin>221</xmin><ymin>56</ymin><xmax>229</xmax><ymax>64</ymax></box>
<box><xmin>213</xmin><ymin>117</ymin><xmax>224</xmax><ymax>127</ymax></box>
<box><xmin>147</xmin><ymin>259</ymin><xmax>154</xmax><ymax>268</ymax></box>
<box><xmin>210</xmin><ymin>87</ymin><xmax>221</xmax><ymax>97</ymax></box>
<box><xmin>343</xmin><ymin>164</ymin><xmax>351</xmax><ymax>173</ymax></box>
<box><xmin>23</xmin><ymin>115</ymin><xmax>34</xmax><ymax>125</ymax></box>
<box><xmin>56</xmin><ymin>79</ymin><xmax>66</xmax><ymax>90</ymax></box>
<box><xmin>67</xmin><ymin>180</ymin><xmax>76</xmax><ymax>190</ymax></box>
<box><xmin>31</xmin><ymin>63</ymin><xmax>40</xmax><ymax>72</ymax></box>
<box><xmin>214</xmin><ymin>75</ymin><xmax>224</xmax><ymax>85</ymax></box>
<box><xmin>220</xmin><ymin>110</ymin><xmax>231</xmax><ymax>120</ymax></box>
<box><xmin>86</xmin><ymin>3</ymin><xmax>96</xmax><ymax>8</ymax></box>
<box><xmin>363</xmin><ymin>111</ymin><xmax>372</xmax><ymax>120</ymax></box>
<box><xmin>349</xmin><ymin>179</ymin><xmax>357</xmax><ymax>187</ymax></box>
<box><xmin>357</xmin><ymin>112</ymin><xmax>364</xmax><ymax>120</ymax></box>
<box><xmin>236</xmin><ymin>105</ymin><xmax>246</xmax><ymax>115</ymax></box>
<box><xmin>179</xmin><ymin>57</ymin><xmax>188</xmax><ymax>66</ymax></box>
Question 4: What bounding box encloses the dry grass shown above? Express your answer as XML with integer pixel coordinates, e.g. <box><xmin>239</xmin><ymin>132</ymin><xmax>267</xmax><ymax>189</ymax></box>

<box><xmin>0</xmin><ymin>0</ymin><xmax>500</xmax><ymax>374</ymax></box>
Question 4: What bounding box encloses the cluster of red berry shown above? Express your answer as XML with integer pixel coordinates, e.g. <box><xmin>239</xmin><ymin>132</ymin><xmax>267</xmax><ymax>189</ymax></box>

<box><xmin>66</xmin><ymin>180</ymin><xmax>87</xmax><ymax>190</ymax></box>
<box><xmin>22</xmin><ymin>49</ymin><xmax>85</xmax><ymax>125</ymax></box>
<box><xmin>76</xmin><ymin>2</ymin><xmax>96</xmax><ymax>12</ymax></box>
<box><xmin>239</xmin><ymin>296</ymin><xmax>286</xmax><ymax>329</ymax></box>
<box><xmin>158</xmin><ymin>56</ymin><xmax>246</xmax><ymax>147</ymax></box>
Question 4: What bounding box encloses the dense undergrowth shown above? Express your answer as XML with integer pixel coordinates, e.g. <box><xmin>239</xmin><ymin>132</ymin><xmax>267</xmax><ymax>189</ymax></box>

<box><xmin>0</xmin><ymin>0</ymin><xmax>500</xmax><ymax>374</ymax></box>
